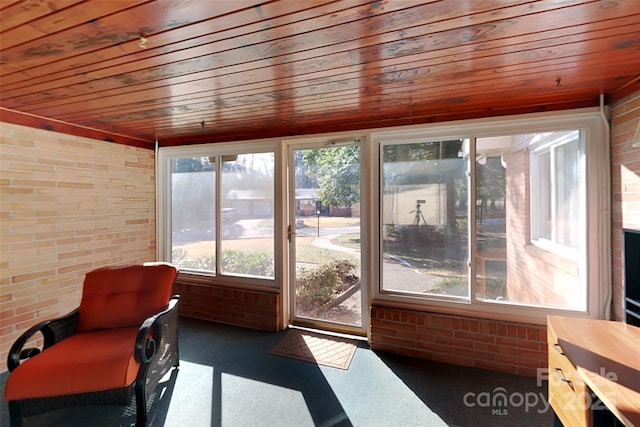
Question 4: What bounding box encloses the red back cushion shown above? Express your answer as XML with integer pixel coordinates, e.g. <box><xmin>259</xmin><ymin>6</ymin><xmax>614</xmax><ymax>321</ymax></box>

<box><xmin>76</xmin><ymin>263</ymin><xmax>178</xmax><ymax>332</ymax></box>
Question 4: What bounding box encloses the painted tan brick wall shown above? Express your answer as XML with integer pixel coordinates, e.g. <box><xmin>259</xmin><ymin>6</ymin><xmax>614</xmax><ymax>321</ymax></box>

<box><xmin>0</xmin><ymin>122</ymin><xmax>156</xmax><ymax>367</ymax></box>
<box><xmin>611</xmin><ymin>90</ymin><xmax>640</xmax><ymax>320</ymax></box>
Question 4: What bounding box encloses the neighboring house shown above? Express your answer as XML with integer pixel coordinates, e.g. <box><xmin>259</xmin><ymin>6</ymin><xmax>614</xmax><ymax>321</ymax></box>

<box><xmin>295</xmin><ymin>188</ymin><xmax>319</xmax><ymax>217</ymax></box>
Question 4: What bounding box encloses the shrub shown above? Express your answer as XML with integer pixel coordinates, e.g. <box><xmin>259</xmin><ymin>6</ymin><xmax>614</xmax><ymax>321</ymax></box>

<box><xmin>171</xmin><ymin>248</ymin><xmax>273</xmax><ymax>277</ymax></box>
<box><xmin>171</xmin><ymin>248</ymin><xmax>215</xmax><ymax>271</ymax></box>
<box><xmin>296</xmin><ymin>263</ymin><xmax>339</xmax><ymax>311</ymax></box>
<box><xmin>295</xmin><ymin>259</ymin><xmax>358</xmax><ymax>311</ymax></box>
<box><xmin>329</xmin><ymin>259</ymin><xmax>357</xmax><ymax>282</ymax></box>
<box><xmin>325</xmin><ymin>259</ymin><xmax>358</xmax><ymax>292</ymax></box>
<box><xmin>432</xmin><ymin>276</ymin><xmax>467</xmax><ymax>296</ymax></box>
<box><xmin>222</xmin><ymin>250</ymin><xmax>274</xmax><ymax>277</ymax></box>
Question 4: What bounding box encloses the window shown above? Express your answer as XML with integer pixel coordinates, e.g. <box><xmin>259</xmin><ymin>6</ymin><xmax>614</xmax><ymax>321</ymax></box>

<box><xmin>530</xmin><ymin>131</ymin><xmax>581</xmax><ymax>255</ymax></box>
<box><xmin>381</xmin><ymin>140</ymin><xmax>469</xmax><ymax>300</ymax></box>
<box><xmin>374</xmin><ymin>109</ymin><xmax>608</xmax><ymax>320</ymax></box>
<box><xmin>163</xmin><ymin>146</ymin><xmax>277</xmax><ymax>282</ymax></box>
<box><xmin>171</xmin><ymin>156</ymin><xmax>217</xmax><ymax>272</ymax></box>
<box><xmin>157</xmin><ymin>108</ymin><xmax>609</xmax><ymax>321</ymax></box>
<box><xmin>473</xmin><ymin>131</ymin><xmax>583</xmax><ymax>311</ymax></box>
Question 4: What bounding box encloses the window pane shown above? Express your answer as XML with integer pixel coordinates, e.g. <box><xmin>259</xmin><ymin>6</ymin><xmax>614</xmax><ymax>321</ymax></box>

<box><xmin>554</xmin><ymin>138</ymin><xmax>580</xmax><ymax>248</ymax></box>
<box><xmin>220</xmin><ymin>153</ymin><xmax>275</xmax><ymax>279</ymax></box>
<box><xmin>170</xmin><ymin>157</ymin><xmax>216</xmax><ymax>272</ymax></box>
<box><xmin>538</xmin><ymin>152</ymin><xmax>552</xmax><ymax>241</ymax></box>
<box><xmin>475</xmin><ymin>151</ymin><xmax>506</xmax><ymax>301</ymax></box>
<box><xmin>381</xmin><ymin>140</ymin><xmax>468</xmax><ymax>298</ymax></box>
<box><xmin>293</xmin><ymin>146</ymin><xmax>361</xmax><ymax>327</ymax></box>
<box><xmin>477</xmin><ymin>131</ymin><xmax>584</xmax><ymax>310</ymax></box>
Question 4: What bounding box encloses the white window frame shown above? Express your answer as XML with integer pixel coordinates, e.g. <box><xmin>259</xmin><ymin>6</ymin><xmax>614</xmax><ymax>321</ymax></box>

<box><xmin>529</xmin><ymin>131</ymin><xmax>582</xmax><ymax>261</ymax></box>
<box><xmin>368</xmin><ymin>108</ymin><xmax>610</xmax><ymax>324</ymax></box>
<box><xmin>378</xmin><ymin>136</ymin><xmax>471</xmax><ymax>305</ymax></box>
<box><xmin>157</xmin><ymin>139</ymin><xmax>283</xmax><ymax>289</ymax></box>
<box><xmin>156</xmin><ymin>108</ymin><xmax>610</xmax><ymax>324</ymax></box>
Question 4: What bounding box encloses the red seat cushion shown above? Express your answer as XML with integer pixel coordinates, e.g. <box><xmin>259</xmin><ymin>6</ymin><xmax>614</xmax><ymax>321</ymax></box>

<box><xmin>76</xmin><ymin>263</ymin><xmax>177</xmax><ymax>332</ymax></box>
<box><xmin>4</xmin><ymin>327</ymin><xmax>140</xmax><ymax>400</ymax></box>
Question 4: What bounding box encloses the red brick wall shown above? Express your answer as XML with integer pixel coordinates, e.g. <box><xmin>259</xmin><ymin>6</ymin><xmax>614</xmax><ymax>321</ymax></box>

<box><xmin>370</xmin><ymin>305</ymin><xmax>547</xmax><ymax>377</ymax></box>
<box><xmin>611</xmin><ymin>90</ymin><xmax>640</xmax><ymax>320</ymax></box>
<box><xmin>174</xmin><ymin>279</ymin><xmax>280</xmax><ymax>331</ymax></box>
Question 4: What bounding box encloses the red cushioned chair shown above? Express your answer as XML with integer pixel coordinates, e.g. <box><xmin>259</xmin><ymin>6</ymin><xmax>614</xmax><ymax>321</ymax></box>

<box><xmin>4</xmin><ymin>263</ymin><xmax>180</xmax><ymax>427</ymax></box>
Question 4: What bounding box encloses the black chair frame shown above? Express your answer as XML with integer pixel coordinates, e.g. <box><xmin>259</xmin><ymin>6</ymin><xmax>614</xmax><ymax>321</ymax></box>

<box><xmin>6</xmin><ymin>295</ymin><xmax>181</xmax><ymax>427</ymax></box>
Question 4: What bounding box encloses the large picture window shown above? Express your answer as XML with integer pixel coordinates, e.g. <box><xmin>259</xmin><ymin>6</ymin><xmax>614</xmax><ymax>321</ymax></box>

<box><xmin>374</xmin><ymin>110</ymin><xmax>607</xmax><ymax>319</ymax></box>
<box><xmin>379</xmin><ymin>131</ymin><xmax>586</xmax><ymax>311</ymax></box>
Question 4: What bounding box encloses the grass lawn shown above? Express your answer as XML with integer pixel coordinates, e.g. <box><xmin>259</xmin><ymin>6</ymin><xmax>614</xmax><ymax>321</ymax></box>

<box><xmin>330</xmin><ymin>233</ymin><xmax>360</xmax><ymax>250</ymax></box>
<box><xmin>258</xmin><ymin>216</ymin><xmax>360</xmax><ymax>229</ymax></box>
<box><xmin>295</xmin><ymin>236</ymin><xmax>348</xmax><ymax>264</ymax></box>
<box><xmin>176</xmin><ymin>238</ymin><xmax>270</xmax><ymax>258</ymax></box>
<box><xmin>175</xmin><ymin>216</ymin><xmax>361</xmax><ymax>266</ymax></box>
<box><xmin>298</xmin><ymin>217</ymin><xmax>360</xmax><ymax>228</ymax></box>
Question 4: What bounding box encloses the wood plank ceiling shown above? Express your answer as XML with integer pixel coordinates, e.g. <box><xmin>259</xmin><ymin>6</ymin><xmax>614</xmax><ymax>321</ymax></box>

<box><xmin>1</xmin><ymin>0</ymin><xmax>639</xmax><ymax>149</ymax></box>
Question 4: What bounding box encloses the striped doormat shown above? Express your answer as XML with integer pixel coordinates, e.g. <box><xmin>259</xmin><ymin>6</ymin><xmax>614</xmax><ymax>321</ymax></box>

<box><xmin>270</xmin><ymin>328</ymin><xmax>357</xmax><ymax>370</ymax></box>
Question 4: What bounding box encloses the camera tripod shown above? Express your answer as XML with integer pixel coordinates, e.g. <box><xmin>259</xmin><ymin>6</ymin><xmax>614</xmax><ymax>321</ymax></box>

<box><xmin>410</xmin><ymin>201</ymin><xmax>427</xmax><ymax>227</ymax></box>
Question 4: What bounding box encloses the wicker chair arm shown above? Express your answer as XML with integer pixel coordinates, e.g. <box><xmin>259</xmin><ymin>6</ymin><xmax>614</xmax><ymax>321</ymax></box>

<box><xmin>7</xmin><ymin>309</ymin><xmax>79</xmax><ymax>372</ymax></box>
<box><xmin>134</xmin><ymin>296</ymin><xmax>179</xmax><ymax>364</ymax></box>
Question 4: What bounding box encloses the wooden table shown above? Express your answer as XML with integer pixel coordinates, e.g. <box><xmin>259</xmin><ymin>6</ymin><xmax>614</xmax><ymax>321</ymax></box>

<box><xmin>547</xmin><ymin>315</ymin><xmax>640</xmax><ymax>426</ymax></box>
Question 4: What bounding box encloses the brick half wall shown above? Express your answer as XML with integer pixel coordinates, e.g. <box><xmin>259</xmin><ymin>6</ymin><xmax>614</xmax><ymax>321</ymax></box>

<box><xmin>174</xmin><ymin>279</ymin><xmax>281</xmax><ymax>331</ymax></box>
<box><xmin>370</xmin><ymin>305</ymin><xmax>547</xmax><ymax>377</ymax></box>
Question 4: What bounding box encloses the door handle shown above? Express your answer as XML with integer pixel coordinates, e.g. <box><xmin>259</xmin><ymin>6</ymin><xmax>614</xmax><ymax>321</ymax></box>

<box><xmin>288</xmin><ymin>225</ymin><xmax>296</xmax><ymax>242</ymax></box>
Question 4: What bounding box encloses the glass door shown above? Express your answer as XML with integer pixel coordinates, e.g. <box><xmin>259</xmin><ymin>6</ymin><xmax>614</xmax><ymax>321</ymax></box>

<box><xmin>288</xmin><ymin>141</ymin><xmax>364</xmax><ymax>333</ymax></box>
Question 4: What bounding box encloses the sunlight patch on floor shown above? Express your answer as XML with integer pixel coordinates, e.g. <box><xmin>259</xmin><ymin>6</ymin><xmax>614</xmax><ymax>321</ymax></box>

<box><xmin>164</xmin><ymin>361</ymin><xmax>213</xmax><ymax>427</ymax></box>
<box><xmin>221</xmin><ymin>374</ymin><xmax>314</xmax><ymax>427</ymax></box>
<box><xmin>319</xmin><ymin>351</ymin><xmax>448</xmax><ymax>426</ymax></box>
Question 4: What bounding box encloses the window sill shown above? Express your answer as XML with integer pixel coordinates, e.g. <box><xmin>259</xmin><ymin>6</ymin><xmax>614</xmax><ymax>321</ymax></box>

<box><xmin>371</xmin><ymin>292</ymin><xmax>592</xmax><ymax>325</ymax></box>
<box><xmin>175</xmin><ymin>270</ymin><xmax>280</xmax><ymax>293</ymax></box>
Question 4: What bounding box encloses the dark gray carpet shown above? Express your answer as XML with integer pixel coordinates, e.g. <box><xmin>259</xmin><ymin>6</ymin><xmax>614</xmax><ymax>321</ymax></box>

<box><xmin>1</xmin><ymin>317</ymin><xmax>553</xmax><ymax>426</ymax></box>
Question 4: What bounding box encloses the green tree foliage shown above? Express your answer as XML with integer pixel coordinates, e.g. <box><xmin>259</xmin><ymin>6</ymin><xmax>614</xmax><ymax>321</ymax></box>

<box><xmin>302</xmin><ymin>146</ymin><xmax>360</xmax><ymax>208</ymax></box>
<box><xmin>294</xmin><ymin>150</ymin><xmax>317</xmax><ymax>188</ymax></box>
<box><xmin>172</xmin><ymin>157</ymin><xmax>213</xmax><ymax>172</ymax></box>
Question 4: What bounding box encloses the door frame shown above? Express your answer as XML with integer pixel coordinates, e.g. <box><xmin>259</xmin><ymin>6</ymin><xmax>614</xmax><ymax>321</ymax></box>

<box><xmin>284</xmin><ymin>136</ymin><xmax>369</xmax><ymax>336</ymax></box>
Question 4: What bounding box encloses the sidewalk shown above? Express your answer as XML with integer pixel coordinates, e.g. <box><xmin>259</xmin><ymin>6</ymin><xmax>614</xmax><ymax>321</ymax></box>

<box><xmin>308</xmin><ymin>235</ymin><xmax>441</xmax><ymax>325</ymax></box>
